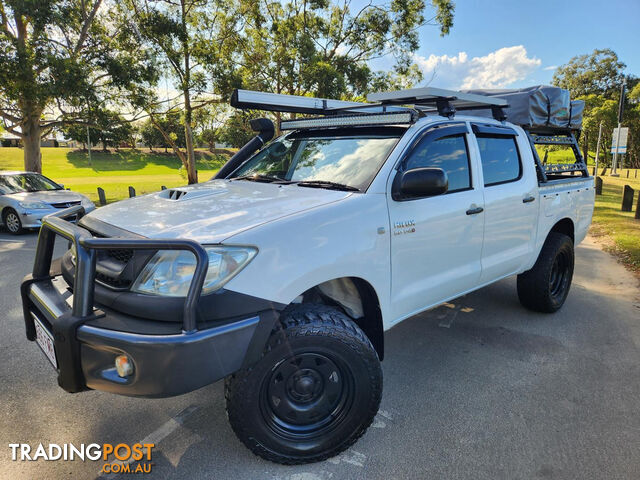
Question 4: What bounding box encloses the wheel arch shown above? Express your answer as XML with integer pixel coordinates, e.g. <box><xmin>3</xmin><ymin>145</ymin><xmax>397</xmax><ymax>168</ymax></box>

<box><xmin>549</xmin><ymin>217</ymin><xmax>575</xmax><ymax>243</ymax></box>
<box><xmin>287</xmin><ymin>276</ymin><xmax>385</xmax><ymax>361</ymax></box>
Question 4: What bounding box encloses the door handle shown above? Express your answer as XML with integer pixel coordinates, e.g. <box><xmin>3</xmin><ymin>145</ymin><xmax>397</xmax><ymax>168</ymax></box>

<box><xmin>523</xmin><ymin>195</ymin><xmax>536</xmax><ymax>203</ymax></box>
<box><xmin>466</xmin><ymin>206</ymin><xmax>484</xmax><ymax>215</ymax></box>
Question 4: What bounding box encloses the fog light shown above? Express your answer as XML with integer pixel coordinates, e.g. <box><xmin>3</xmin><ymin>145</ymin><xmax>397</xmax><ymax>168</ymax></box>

<box><xmin>115</xmin><ymin>355</ymin><xmax>134</xmax><ymax>378</ymax></box>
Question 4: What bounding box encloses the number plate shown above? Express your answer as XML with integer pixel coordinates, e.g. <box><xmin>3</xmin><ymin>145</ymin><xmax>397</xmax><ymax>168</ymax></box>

<box><xmin>33</xmin><ymin>315</ymin><xmax>58</xmax><ymax>369</ymax></box>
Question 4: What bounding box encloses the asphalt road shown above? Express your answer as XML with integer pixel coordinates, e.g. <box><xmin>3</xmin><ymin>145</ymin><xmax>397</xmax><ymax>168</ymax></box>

<box><xmin>1</xmin><ymin>230</ymin><xmax>639</xmax><ymax>480</ymax></box>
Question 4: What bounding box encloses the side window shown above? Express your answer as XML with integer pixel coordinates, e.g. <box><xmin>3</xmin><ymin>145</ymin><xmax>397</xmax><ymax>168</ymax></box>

<box><xmin>405</xmin><ymin>134</ymin><xmax>471</xmax><ymax>192</ymax></box>
<box><xmin>476</xmin><ymin>136</ymin><xmax>522</xmax><ymax>186</ymax></box>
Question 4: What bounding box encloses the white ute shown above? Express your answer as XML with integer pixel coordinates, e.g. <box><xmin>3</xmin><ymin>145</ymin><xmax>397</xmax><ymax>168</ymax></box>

<box><xmin>20</xmin><ymin>86</ymin><xmax>594</xmax><ymax>464</ymax></box>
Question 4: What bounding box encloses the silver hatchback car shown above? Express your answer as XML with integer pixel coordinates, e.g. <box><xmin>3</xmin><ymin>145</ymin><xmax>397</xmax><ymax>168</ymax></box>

<box><xmin>0</xmin><ymin>171</ymin><xmax>95</xmax><ymax>234</ymax></box>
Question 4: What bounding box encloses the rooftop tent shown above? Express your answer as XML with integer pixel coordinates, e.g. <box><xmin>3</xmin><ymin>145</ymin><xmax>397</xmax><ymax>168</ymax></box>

<box><xmin>462</xmin><ymin>85</ymin><xmax>584</xmax><ymax>130</ymax></box>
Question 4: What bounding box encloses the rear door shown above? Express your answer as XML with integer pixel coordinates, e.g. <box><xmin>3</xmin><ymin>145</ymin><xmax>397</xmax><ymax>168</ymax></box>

<box><xmin>471</xmin><ymin>124</ymin><xmax>539</xmax><ymax>283</ymax></box>
<box><xmin>387</xmin><ymin>123</ymin><xmax>484</xmax><ymax>324</ymax></box>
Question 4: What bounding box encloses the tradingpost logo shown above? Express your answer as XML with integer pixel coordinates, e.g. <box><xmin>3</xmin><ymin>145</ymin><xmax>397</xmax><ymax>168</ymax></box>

<box><xmin>9</xmin><ymin>442</ymin><xmax>155</xmax><ymax>474</ymax></box>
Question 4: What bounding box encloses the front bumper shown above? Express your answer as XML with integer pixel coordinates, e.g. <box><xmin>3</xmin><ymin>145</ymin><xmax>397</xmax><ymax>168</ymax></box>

<box><xmin>20</xmin><ymin>206</ymin><xmax>278</xmax><ymax>398</ymax></box>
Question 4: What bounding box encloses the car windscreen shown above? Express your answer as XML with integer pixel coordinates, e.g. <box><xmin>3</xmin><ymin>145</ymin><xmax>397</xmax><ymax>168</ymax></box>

<box><xmin>0</xmin><ymin>174</ymin><xmax>61</xmax><ymax>193</ymax></box>
<box><xmin>230</xmin><ymin>129</ymin><xmax>403</xmax><ymax>191</ymax></box>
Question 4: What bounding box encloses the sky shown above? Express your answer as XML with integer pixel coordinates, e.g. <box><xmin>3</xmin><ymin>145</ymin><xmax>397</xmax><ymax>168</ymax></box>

<box><xmin>372</xmin><ymin>0</ymin><xmax>640</xmax><ymax>90</ymax></box>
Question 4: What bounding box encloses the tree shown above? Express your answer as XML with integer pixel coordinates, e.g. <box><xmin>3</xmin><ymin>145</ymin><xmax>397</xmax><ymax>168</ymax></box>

<box><xmin>62</xmin><ymin>109</ymin><xmax>133</xmax><ymax>150</ymax></box>
<box><xmin>140</xmin><ymin>113</ymin><xmax>186</xmax><ymax>152</ymax></box>
<box><xmin>216</xmin><ymin>109</ymin><xmax>258</xmax><ymax>148</ymax></box>
<box><xmin>552</xmin><ymin>49</ymin><xmax>626</xmax><ymax>98</ymax></box>
<box><xmin>122</xmin><ymin>0</ymin><xmax>239</xmax><ymax>183</ymax></box>
<box><xmin>553</xmin><ymin>49</ymin><xmax>640</xmax><ymax>168</ymax></box>
<box><xmin>194</xmin><ymin>103</ymin><xmax>227</xmax><ymax>151</ymax></box>
<box><xmin>0</xmin><ymin>0</ymin><xmax>152</xmax><ymax>171</ymax></box>
<box><xmin>226</xmin><ymin>0</ymin><xmax>454</xmax><ymax>103</ymax></box>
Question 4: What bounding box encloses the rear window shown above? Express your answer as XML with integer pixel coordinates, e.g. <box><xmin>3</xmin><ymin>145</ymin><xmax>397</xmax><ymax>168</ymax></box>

<box><xmin>476</xmin><ymin>136</ymin><xmax>522</xmax><ymax>186</ymax></box>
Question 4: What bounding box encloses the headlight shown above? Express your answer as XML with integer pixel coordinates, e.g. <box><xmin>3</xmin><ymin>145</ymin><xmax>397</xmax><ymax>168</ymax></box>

<box><xmin>131</xmin><ymin>246</ymin><xmax>257</xmax><ymax>297</ymax></box>
<box><xmin>19</xmin><ymin>201</ymin><xmax>49</xmax><ymax>209</ymax></box>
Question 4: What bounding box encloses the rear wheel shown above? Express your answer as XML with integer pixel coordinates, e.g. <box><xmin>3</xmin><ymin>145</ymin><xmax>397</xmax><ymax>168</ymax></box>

<box><xmin>225</xmin><ymin>303</ymin><xmax>382</xmax><ymax>464</ymax></box>
<box><xmin>517</xmin><ymin>232</ymin><xmax>574</xmax><ymax>313</ymax></box>
<box><xmin>3</xmin><ymin>208</ymin><xmax>23</xmax><ymax>235</ymax></box>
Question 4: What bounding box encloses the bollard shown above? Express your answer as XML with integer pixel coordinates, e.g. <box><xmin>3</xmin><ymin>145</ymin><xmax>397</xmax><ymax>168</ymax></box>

<box><xmin>595</xmin><ymin>177</ymin><xmax>603</xmax><ymax>195</ymax></box>
<box><xmin>97</xmin><ymin>187</ymin><xmax>107</xmax><ymax>206</ymax></box>
<box><xmin>636</xmin><ymin>192</ymin><xmax>640</xmax><ymax>220</ymax></box>
<box><xmin>128</xmin><ymin>186</ymin><xmax>136</xmax><ymax>198</ymax></box>
<box><xmin>161</xmin><ymin>185</ymin><xmax>167</xmax><ymax>190</ymax></box>
<box><xmin>592</xmin><ymin>167</ymin><xmax>596</xmax><ymax>175</ymax></box>
<box><xmin>621</xmin><ymin>185</ymin><xmax>634</xmax><ymax>212</ymax></box>
<box><xmin>600</xmin><ymin>167</ymin><xmax>607</xmax><ymax>176</ymax></box>
<box><xmin>626</xmin><ymin>170</ymin><xmax>629</xmax><ymax>178</ymax></box>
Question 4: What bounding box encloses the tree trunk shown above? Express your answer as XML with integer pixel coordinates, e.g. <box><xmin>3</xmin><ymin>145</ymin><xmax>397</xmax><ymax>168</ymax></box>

<box><xmin>180</xmin><ymin>0</ymin><xmax>198</xmax><ymax>185</ymax></box>
<box><xmin>183</xmin><ymin>121</ymin><xmax>198</xmax><ymax>184</ymax></box>
<box><xmin>23</xmin><ymin>115</ymin><xmax>42</xmax><ymax>173</ymax></box>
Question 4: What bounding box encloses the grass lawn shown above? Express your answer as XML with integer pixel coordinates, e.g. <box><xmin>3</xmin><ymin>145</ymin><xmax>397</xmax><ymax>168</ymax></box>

<box><xmin>0</xmin><ymin>147</ymin><xmax>227</xmax><ymax>203</ymax></box>
<box><xmin>590</xmin><ymin>171</ymin><xmax>640</xmax><ymax>274</ymax></box>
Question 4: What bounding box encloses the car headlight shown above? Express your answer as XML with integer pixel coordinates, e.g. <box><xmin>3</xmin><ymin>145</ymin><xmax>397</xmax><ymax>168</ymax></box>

<box><xmin>131</xmin><ymin>246</ymin><xmax>257</xmax><ymax>297</ymax></box>
<box><xmin>19</xmin><ymin>201</ymin><xmax>49</xmax><ymax>209</ymax></box>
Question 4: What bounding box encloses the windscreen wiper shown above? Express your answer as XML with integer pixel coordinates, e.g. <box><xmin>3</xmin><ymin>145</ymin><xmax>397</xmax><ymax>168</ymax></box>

<box><xmin>295</xmin><ymin>180</ymin><xmax>360</xmax><ymax>192</ymax></box>
<box><xmin>232</xmin><ymin>174</ymin><xmax>290</xmax><ymax>183</ymax></box>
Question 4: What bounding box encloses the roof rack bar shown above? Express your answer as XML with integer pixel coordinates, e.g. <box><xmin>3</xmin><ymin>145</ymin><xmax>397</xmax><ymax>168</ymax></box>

<box><xmin>367</xmin><ymin>87</ymin><xmax>508</xmax><ymax>120</ymax></box>
<box><xmin>230</xmin><ymin>89</ymin><xmax>368</xmax><ymax>115</ymax></box>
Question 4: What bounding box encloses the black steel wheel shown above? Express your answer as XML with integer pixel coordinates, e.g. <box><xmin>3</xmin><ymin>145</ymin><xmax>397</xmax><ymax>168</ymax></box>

<box><xmin>517</xmin><ymin>231</ymin><xmax>574</xmax><ymax>313</ymax></box>
<box><xmin>225</xmin><ymin>304</ymin><xmax>382</xmax><ymax>464</ymax></box>
<box><xmin>3</xmin><ymin>208</ymin><xmax>23</xmax><ymax>234</ymax></box>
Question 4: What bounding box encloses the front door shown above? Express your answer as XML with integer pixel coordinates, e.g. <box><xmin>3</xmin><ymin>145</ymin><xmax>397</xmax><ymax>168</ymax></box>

<box><xmin>388</xmin><ymin>124</ymin><xmax>484</xmax><ymax>324</ymax></box>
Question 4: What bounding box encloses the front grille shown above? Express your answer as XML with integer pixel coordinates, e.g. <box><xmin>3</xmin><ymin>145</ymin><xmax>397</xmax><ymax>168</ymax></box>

<box><xmin>96</xmin><ymin>271</ymin><xmax>131</xmax><ymax>289</ymax></box>
<box><xmin>50</xmin><ymin>201</ymin><xmax>81</xmax><ymax>209</ymax></box>
<box><xmin>107</xmin><ymin>249</ymin><xmax>134</xmax><ymax>263</ymax></box>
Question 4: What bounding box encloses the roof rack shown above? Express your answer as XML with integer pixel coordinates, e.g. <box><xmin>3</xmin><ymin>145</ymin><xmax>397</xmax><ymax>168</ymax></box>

<box><xmin>231</xmin><ymin>87</ymin><xmax>509</xmax><ymax>121</ymax></box>
<box><xmin>368</xmin><ymin>87</ymin><xmax>509</xmax><ymax>120</ymax></box>
<box><xmin>524</xmin><ymin>128</ymin><xmax>590</xmax><ymax>181</ymax></box>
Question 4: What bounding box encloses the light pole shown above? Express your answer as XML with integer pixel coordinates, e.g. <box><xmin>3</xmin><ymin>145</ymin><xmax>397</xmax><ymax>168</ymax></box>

<box><xmin>594</xmin><ymin>121</ymin><xmax>603</xmax><ymax>175</ymax></box>
<box><xmin>611</xmin><ymin>76</ymin><xmax>627</xmax><ymax>176</ymax></box>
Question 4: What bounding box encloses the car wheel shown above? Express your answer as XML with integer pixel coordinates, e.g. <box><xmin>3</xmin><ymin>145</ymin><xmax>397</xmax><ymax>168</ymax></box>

<box><xmin>225</xmin><ymin>303</ymin><xmax>383</xmax><ymax>464</ymax></box>
<box><xmin>517</xmin><ymin>232</ymin><xmax>574</xmax><ymax>313</ymax></box>
<box><xmin>3</xmin><ymin>208</ymin><xmax>23</xmax><ymax>235</ymax></box>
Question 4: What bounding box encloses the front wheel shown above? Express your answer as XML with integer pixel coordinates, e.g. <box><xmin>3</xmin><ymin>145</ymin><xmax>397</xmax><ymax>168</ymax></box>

<box><xmin>225</xmin><ymin>304</ymin><xmax>382</xmax><ymax>464</ymax></box>
<box><xmin>3</xmin><ymin>208</ymin><xmax>23</xmax><ymax>235</ymax></box>
<box><xmin>517</xmin><ymin>232</ymin><xmax>574</xmax><ymax>313</ymax></box>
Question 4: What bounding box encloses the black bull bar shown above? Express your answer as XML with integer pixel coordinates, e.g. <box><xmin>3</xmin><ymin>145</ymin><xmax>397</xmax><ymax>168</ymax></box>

<box><xmin>20</xmin><ymin>205</ymin><xmax>210</xmax><ymax>392</ymax></box>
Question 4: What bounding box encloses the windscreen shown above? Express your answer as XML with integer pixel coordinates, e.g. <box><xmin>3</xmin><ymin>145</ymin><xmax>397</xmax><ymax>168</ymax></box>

<box><xmin>0</xmin><ymin>174</ymin><xmax>61</xmax><ymax>193</ymax></box>
<box><xmin>231</xmin><ymin>130</ymin><xmax>401</xmax><ymax>191</ymax></box>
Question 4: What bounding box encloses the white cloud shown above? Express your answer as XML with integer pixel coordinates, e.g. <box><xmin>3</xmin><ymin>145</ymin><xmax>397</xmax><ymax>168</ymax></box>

<box><xmin>543</xmin><ymin>65</ymin><xmax>558</xmax><ymax>71</ymax></box>
<box><xmin>413</xmin><ymin>45</ymin><xmax>541</xmax><ymax>89</ymax></box>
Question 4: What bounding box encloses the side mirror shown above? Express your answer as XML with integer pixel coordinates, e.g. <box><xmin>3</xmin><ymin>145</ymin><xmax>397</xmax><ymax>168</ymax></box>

<box><xmin>393</xmin><ymin>167</ymin><xmax>448</xmax><ymax>200</ymax></box>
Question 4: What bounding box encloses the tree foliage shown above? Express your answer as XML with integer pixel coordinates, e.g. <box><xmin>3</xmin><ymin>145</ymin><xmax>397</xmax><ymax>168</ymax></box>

<box><xmin>221</xmin><ymin>0</ymin><xmax>454</xmax><ymax>101</ymax></box>
<box><xmin>0</xmin><ymin>0</ymin><xmax>153</xmax><ymax>171</ymax></box>
<box><xmin>553</xmin><ymin>49</ymin><xmax>640</xmax><ymax>168</ymax></box>
<box><xmin>120</xmin><ymin>0</ymin><xmax>239</xmax><ymax>183</ymax></box>
<box><xmin>216</xmin><ymin>109</ymin><xmax>258</xmax><ymax>148</ymax></box>
<box><xmin>140</xmin><ymin>113</ymin><xmax>186</xmax><ymax>151</ymax></box>
<box><xmin>62</xmin><ymin>109</ymin><xmax>133</xmax><ymax>150</ymax></box>
<box><xmin>552</xmin><ymin>49</ymin><xmax>626</xmax><ymax>98</ymax></box>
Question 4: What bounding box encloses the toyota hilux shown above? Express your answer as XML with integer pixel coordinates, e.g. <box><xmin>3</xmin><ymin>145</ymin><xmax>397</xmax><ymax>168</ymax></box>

<box><xmin>20</xmin><ymin>86</ymin><xmax>595</xmax><ymax>464</ymax></box>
